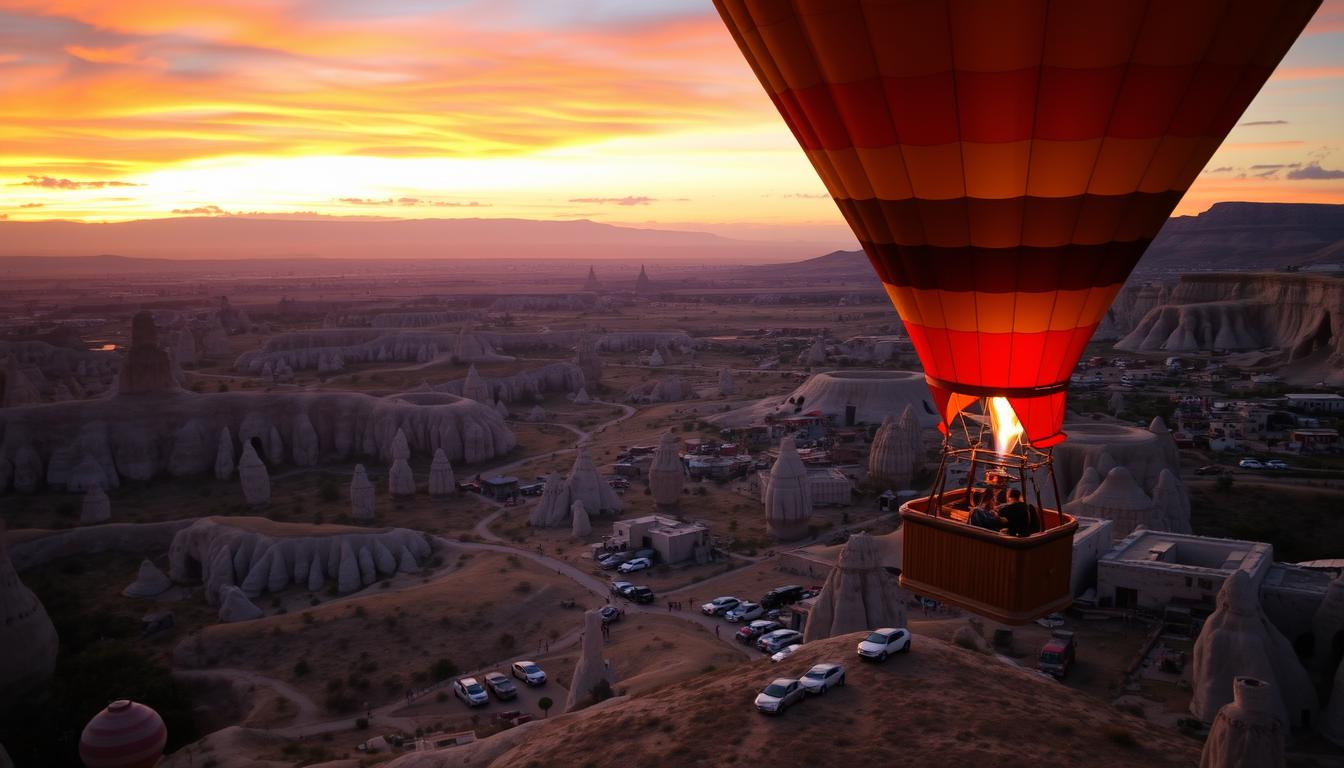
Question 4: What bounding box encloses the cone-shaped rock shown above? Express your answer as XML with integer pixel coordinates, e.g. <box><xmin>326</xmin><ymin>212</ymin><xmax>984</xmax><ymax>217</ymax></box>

<box><xmin>122</xmin><ymin>559</ymin><xmax>171</xmax><ymax>598</ymax></box>
<box><xmin>530</xmin><ymin>473</ymin><xmax>569</xmax><ymax>528</ymax></box>
<box><xmin>462</xmin><ymin>364</ymin><xmax>491</xmax><ymax>403</ymax></box>
<box><xmin>573</xmin><ymin>387</ymin><xmax>591</xmax><ymax>404</ymax></box>
<box><xmin>1069</xmin><ymin>465</ymin><xmax>1102</xmax><ymax>503</ymax></box>
<box><xmin>116</xmin><ymin>311</ymin><xmax>179</xmax><ymax>394</ymax></box>
<box><xmin>571</xmin><ymin>500</ymin><xmax>591</xmax><ymax>539</ymax></box>
<box><xmin>1152</xmin><ymin>468</ymin><xmax>1192</xmax><ymax>534</ymax></box>
<box><xmin>237</xmin><ymin>441</ymin><xmax>270</xmax><ymax>506</ymax></box>
<box><xmin>528</xmin><ymin>405</ymin><xmax>546</xmax><ymax>422</ymax></box>
<box><xmin>428</xmin><ymin>449</ymin><xmax>455</xmax><ymax>496</ymax></box>
<box><xmin>390</xmin><ymin>428</ymin><xmax>411</xmax><ymax>461</ymax></box>
<box><xmin>495</xmin><ymin>399</ymin><xmax>509</xmax><ymax>418</ymax></box>
<box><xmin>647</xmin><ymin>432</ymin><xmax>684</xmax><ymax>508</ymax></box>
<box><xmin>217</xmin><ymin>585</ymin><xmax>263</xmax><ymax>622</ymax></box>
<box><xmin>1312</xmin><ymin>572</ymin><xmax>1344</xmax><ymax>691</ymax></box>
<box><xmin>214</xmin><ymin>427</ymin><xmax>235</xmax><ymax>481</ymax></box>
<box><xmin>568</xmin><ymin>446</ymin><xmax>623</xmax><ymax>514</ymax></box>
<box><xmin>1190</xmin><ymin>571</ymin><xmax>1317</xmax><ymax>728</ymax></box>
<box><xmin>350</xmin><ymin>464</ymin><xmax>375</xmax><ymax>521</ymax></box>
<box><xmin>1063</xmin><ymin>466</ymin><xmax>1155</xmax><ymax>537</ymax></box>
<box><xmin>867</xmin><ymin>406</ymin><xmax>921</xmax><ymax>490</ymax></box>
<box><xmin>803</xmin><ymin>533</ymin><xmax>907</xmax><ymax>642</ymax></box>
<box><xmin>1109</xmin><ymin>391</ymin><xmax>1125</xmax><ymax>415</ymax></box>
<box><xmin>0</xmin><ymin>524</ymin><xmax>58</xmax><ymax>702</ymax></box>
<box><xmin>765</xmin><ymin>437</ymin><xmax>811</xmax><ymax>541</ymax></box>
<box><xmin>1199</xmin><ymin>677</ymin><xmax>1285</xmax><ymax>768</ymax></box>
<box><xmin>80</xmin><ymin>485</ymin><xmax>111</xmax><ymax>525</ymax></box>
<box><xmin>565</xmin><ymin>609</ymin><xmax>615</xmax><ymax>713</ymax></box>
<box><xmin>1324</xmin><ymin>657</ymin><xmax>1344</xmax><ymax>747</ymax></box>
<box><xmin>719</xmin><ymin>368</ymin><xmax>736</xmax><ymax>396</ymax></box>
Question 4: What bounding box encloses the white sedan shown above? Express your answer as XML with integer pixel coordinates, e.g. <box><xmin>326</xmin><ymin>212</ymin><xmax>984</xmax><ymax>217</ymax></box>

<box><xmin>511</xmin><ymin>660</ymin><xmax>547</xmax><ymax>686</ymax></box>
<box><xmin>701</xmin><ymin>596</ymin><xmax>741</xmax><ymax>616</ymax></box>
<box><xmin>618</xmin><ymin>557</ymin><xmax>653</xmax><ymax>574</ymax></box>
<box><xmin>857</xmin><ymin>628</ymin><xmax>911</xmax><ymax>661</ymax></box>
<box><xmin>1238</xmin><ymin>458</ymin><xmax>1264</xmax><ymax>470</ymax></box>
<box><xmin>770</xmin><ymin>644</ymin><xmax>803</xmax><ymax>663</ymax></box>
<box><xmin>725</xmin><ymin>602</ymin><xmax>764</xmax><ymax>623</ymax></box>
<box><xmin>798</xmin><ymin>663</ymin><xmax>846</xmax><ymax>695</ymax></box>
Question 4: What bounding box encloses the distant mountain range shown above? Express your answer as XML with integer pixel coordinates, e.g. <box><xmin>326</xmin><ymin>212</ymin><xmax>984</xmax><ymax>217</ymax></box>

<box><xmin>757</xmin><ymin>201</ymin><xmax>1344</xmax><ymax>279</ymax></box>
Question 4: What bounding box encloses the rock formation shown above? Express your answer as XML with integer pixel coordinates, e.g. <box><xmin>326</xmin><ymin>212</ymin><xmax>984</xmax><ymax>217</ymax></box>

<box><xmin>428</xmin><ymin>449</ymin><xmax>455</xmax><ymax>496</ymax></box>
<box><xmin>1190</xmin><ymin>571</ymin><xmax>1317</xmax><ymax>728</ymax></box>
<box><xmin>217</xmin><ymin>585</ymin><xmax>263</xmax><ymax>622</ymax></box>
<box><xmin>529</xmin><ymin>473</ymin><xmax>569</xmax><ymax>528</ymax></box>
<box><xmin>350</xmin><ymin>464</ymin><xmax>375</xmax><ymax>521</ymax></box>
<box><xmin>583</xmin><ymin>265</ymin><xmax>601</xmax><ymax>292</ymax></box>
<box><xmin>647</xmin><ymin>432</ymin><xmax>684</xmax><ymax>508</ymax></box>
<box><xmin>1</xmin><ymin>356</ymin><xmax>41</xmax><ymax>408</ymax></box>
<box><xmin>573</xmin><ymin>387</ymin><xmax>591</xmax><ymax>405</ymax></box>
<box><xmin>1109</xmin><ymin>391</ymin><xmax>1125</xmax><ymax>416</ymax></box>
<box><xmin>123</xmin><ymin>559</ymin><xmax>171</xmax><ymax>598</ymax></box>
<box><xmin>1095</xmin><ymin>281</ymin><xmax>1171</xmax><ymax>340</ymax></box>
<box><xmin>461</xmin><ymin>365</ymin><xmax>492</xmax><ymax>404</ymax></box>
<box><xmin>527</xmin><ymin>405</ymin><xmax>547</xmax><ymax>422</ymax></box>
<box><xmin>571</xmin><ymin>500</ymin><xmax>591</xmax><ymax>539</ymax></box>
<box><xmin>1050</xmin><ymin>422</ymin><xmax>1184</xmax><ymax>508</ymax></box>
<box><xmin>803</xmin><ymin>533</ymin><xmax>907</xmax><ymax>642</ymax></box>
<box><xmin>712</xmin><ymin>370</ymin><xmax>940</xmax><ymax>430</ymax></box>
<box><xmin>116</xmin><ymin>311</ymin><xmax>180</xmax><ymax>395</ymax></box>
<box><xmin>80</xmin><ymin>486</ymin><xmax>111</xmax><ymax>525</ymax></box>
<box><xmin>530</xmin><ymin>448</ymin><xmax>623</xmax><ymax>527</ymax></box>
<box><xmin>169</xmin><ymin>517</ymin><xmax>431</xmax><ymax>603</ymax></box>
<box><xmin>1325</xmin><ymin>657</ymin><xmax>1344</xmax><ymax>747</ymax></box>
<box><xmin>574</xmin><ymin>333</ymin><xmax>603</xmax><ymax>386</ymax></box>
<box><xmin>718</xmin><ymin>368</ymin><xmax>736</xmax><ymax>396</ymax></box>
<box><xmin>387</xmin><ymin>428</ymin><xmax>415</xmax><ymax>497</ymax></box>
<box><xmin>0</xmin><ymin>523</ymin><xmax>58</xmax><ymax>702</ymax></box>
<box><xmin>625</xmin><ymin>375</ymin><xmax>695</xmax><ymax>404</ymax></box>
<box><xmin>1199</xmin><ymin>677</ymin><xmax>1285</xmax><ymax>768</ymax></box>
<box><xmin>803</xmin><ymin>337</ymin><xmax>827</xmax><ymax>366</ymax></box>
<box><xmin>1152</xmin><ymin>468</ymin><xmax>1193</xmax><ymax>533</ymax></box>
<box><xmin>867</xmin><ymin>406</ymin><xmax>922</xmax><ymax>490</ymax></box>
<box><xmin>765</xmin><ymin>437</ymin><xmax>811</xmax><ymax>541</ymax></box>
<box><xmin>1311</xmin><ymin>571</ymin><xmax>1344</xmax><ymax>692</ymax></box>
<box><xmin>565</xmin><ymin>609</ymin><xmax>615</xmax><ymax>713</ymax></box>
<box><xmin>213</xmin><ymin>427</ymin><xmax>235</xmax><ymax>481</ymax></box>
<box><xmin>634</xmin><ymin>264</ymin><xmax>652</xmax><ymax>295</ymax></box>
<box><xmin>952</xmin><ymin>623</ymin><xmax>991</xmax><ymax>654</ymax></box>
<box><xmin>1063</xmin><ymin>467</ymin><xmax>1157</xmax><ymax>537</ymax></box>
<box><xmin>237</xmin><ymin>442</ymin><xmax>270</xmax><ymax>506</ymax></box>
<box><xmin>647</xmin><ymin>348</ymin><xmax>665</xmax><ymax>367</ymax></box>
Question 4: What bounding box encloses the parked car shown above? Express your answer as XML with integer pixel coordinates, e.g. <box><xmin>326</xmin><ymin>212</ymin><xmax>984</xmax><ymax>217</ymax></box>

<box><xmin>519</xmin><ymin>482</ymin><xmax>545</xmax><ymax>496</ymax></box>
<box><xmin>754</xmin><ymin>678</ymin><xmax>806</xmax><ymax>715</ymax></box>
<box><xmin>597</xmin><ymin>553</ymin><xmax>628</xmax><ymax>570</ymax></box>
<box><xmin>609</xmin><ymin>580</ymin><xmax>634</xmax><ymax>597</ymax></box>
<box><xmin>1266</xmin><ymin>460</ymin><xmax>1289</xmax><ymax>470</ymax></box>
<box><xmin>736</xmin><ymin>620</ymin><xmax>783</xmax><ymax>644</ymax></box>
<box><xmin>757</xmin><ymin>629</ymin><xmax>804</xmax><ymax>653</ymax></box>
<box><xmin>1038</xmin><ymin>631</ymin><xmax>1076</xmax><ymax>679</ymax></box>
<box><xmin>725</xmin><ymin>602</ymin><xmax>764</xmax><ymax>623</ymax></box>
<box><xmin>761</xmin><ymin>585</ymin><xmax>806</xmax><ymax>609</ymax></box>
<box><xmin>618</xmin><ymin>557</ymin><xmax>653</xmax><ymax>574</ymax></box>
<box><xmin>857</xmin><ymin>628</ymin><xmax>911</xmax><ymax>661</ymax></box>
<box><xmin>1194</xmin><ymin>465</ymin><xmax>1226</xmax><ymax>475</ymax></box>
<box><xmin>452</xmin><ymin>677</ymin><xmax>489</xmax><ymax>707</ymax></box>
<box><xmin>607</xmin><ymin>477</ymin><xmax>631</xmax><ymax>490</ymax></box>
<box><xmin>799</xmin><ymin>663</ymin><xmax>846</xmax><ymax>695</ymax></box>
<box><xmin>701</xmin><ymin>596</ymin><xmax>741</xmax><ymax>616</ymax></box>
<box><xmin>627</xmin><ymin>586</ymin><xmax>655</xmax><ymax>604</ymax></box>
<box><xmin>483</xmin><ymin>671</ymin><xmax>517</xmax><ymax>701</ymax></box>
<box><xmin>599</xmin><ymin>605</ymin><xmax>623</xmax><ymax>624</ymax></box>
<box><xmin>770</xmin><ymin>644</ymin><xmax>803</xmax><ymax>663</ymax></box>
<box><xmin>1238</xmin><ymin>458</ymin><xmax>1264</xmax><ymax>469</ymax></box>
<box><xmin>511</xmin><ymin>660</ymin><xmax>547</xmax><ymax>686</ymax></box>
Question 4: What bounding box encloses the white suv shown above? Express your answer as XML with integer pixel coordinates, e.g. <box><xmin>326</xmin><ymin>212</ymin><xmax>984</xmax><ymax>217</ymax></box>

<box><xmin>857</xmin><ymin>628</ymin><xmax>911</xmax><ymax>661</ymax></box>
<box><xmin>452</xmin><ymin>677</ymin><xmax>489</xmax><ymax>707</ymax></box>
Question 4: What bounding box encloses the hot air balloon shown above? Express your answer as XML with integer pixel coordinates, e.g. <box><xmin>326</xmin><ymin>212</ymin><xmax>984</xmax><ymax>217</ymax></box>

<box><xmin>714</xmin><ymin>0</ymin><xmax>1319</xmax><ymax>622</ymax></box>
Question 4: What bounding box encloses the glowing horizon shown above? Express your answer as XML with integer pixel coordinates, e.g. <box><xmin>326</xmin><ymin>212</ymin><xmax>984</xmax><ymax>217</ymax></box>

<box><xmin>1</xmin><ymin>0</ymin><xmax>1342</xmax><ymax>244</ymax></box>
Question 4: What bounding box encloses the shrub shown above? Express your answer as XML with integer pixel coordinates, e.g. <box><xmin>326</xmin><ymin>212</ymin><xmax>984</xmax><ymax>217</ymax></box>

<box><xmin>293</xmin><ymin>659</ymin><xmax>311</xmax><ymax>677</ymax></box>
<box><xmin>430</xmin><ymin>658</ymin><xmax>458</xmax><ymax>681</ymax></box>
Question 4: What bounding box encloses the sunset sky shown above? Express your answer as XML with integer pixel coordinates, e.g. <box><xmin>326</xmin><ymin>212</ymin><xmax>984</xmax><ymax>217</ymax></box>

<box><xmin>1</xmin><ymin>0</ymin><xmax>1342</xmax><ymax>244</ymax></box>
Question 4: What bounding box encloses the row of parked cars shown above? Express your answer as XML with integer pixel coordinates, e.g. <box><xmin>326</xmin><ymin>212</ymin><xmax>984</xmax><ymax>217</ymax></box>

<box><xmin>451</xmin><ymin>661</ymin><xmax>548</xmax><ymax>708</ymax></box>
<box><xmin>595</xmin><ymin>548</ymin><xmax>658</xmax><ymax>573</ymax></box>
<box><xmin>701</xmin><ymin>585</ymin><xmax>818</xmax><ymax>660</ymax></box>
<box><xmin>609</xmin><ymin>580</ymin><xmax>656</xmax><ymax>604</ymax></box>
<box><xmin>754</xmin><ymin>628</ymin><xmax>913</xmax><ymax>715</ymax></box>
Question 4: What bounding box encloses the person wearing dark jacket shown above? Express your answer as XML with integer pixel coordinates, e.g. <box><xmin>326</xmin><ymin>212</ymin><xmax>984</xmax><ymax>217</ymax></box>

<box><xmin>997</xmin><ymin>489</ymin><xmax>1035</xmax><ymax>537</ymax></box>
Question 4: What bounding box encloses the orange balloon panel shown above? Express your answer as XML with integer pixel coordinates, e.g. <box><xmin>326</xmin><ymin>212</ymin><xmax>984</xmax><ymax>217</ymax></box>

<box><xmin>715</xmin><ymin>0</ymin><xmax>1319</xmax><ymax>446</ymax></box>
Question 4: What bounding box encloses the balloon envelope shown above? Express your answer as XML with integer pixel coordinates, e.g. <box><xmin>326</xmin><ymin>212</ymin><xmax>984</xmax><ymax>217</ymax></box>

<box><xmin>715</xmin><ymin>0</ymin><xmax>1319</xmax><ymax>446</ymax></box>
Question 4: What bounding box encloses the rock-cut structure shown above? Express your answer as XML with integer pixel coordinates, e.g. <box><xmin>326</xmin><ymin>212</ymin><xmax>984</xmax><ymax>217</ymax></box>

<box><xmin>867</xmin><ymin>406</ymin><xmax>922</xmax><ymax>490</ymax></box>
<box><xmin>1199</xmin><ymin>677</ymin><xmax>1285</xmax><ymax>768</ymax></box>
<box><xmin>387</xmin><ymin>428</ymin><xmax>415</xmax><ymax>497</ymax></box>
<box><xmin>1063</xmin><ymin>466</ymin><xmax>1157</xmax><ymax>537</ymax></box>
<box><xmin>565</xmin><ymin>608</ymin><xmax>615</xmax><ymax>713</ymax></box>
<box><xmin>530</xmin><ymin>447</ymin><xmax>623</xmax><ymax>527</ymax></box>
<box><xmin>428</xmin><ymin>448</ymin><xmax>455</xmax><ymax>496</ymax></box>
<box><xmin>1190</xmin><ymin>570</ymin><xmax>1317</xmax><ymax>729</ymax></box>
<box><xmin>237</xmin><ymin>441</ymin><xmax>270</xmax><ymax>506</ymax></box>
<box><xmin>571</xmin><ymin>500</ymin><xmax>591</xmax><ymax>539</ymax></box>
<box><xmin>765</xmin><ymin>437</ymin><xmax>811</xmax><ymax>541</ymax></box>
<box><xmin>350</xmin><ymin>464</ymin><xmax>375</xmax><ymax>521</ymax></box>
<box><xmin>0</xmin><ymin>523</ymin><xmax>58</xmax><ymax>704</ymax></box>
<box><xmin>122</xmin><ymin>559</ymin><xmax>171</xmax><ymax>598</ymax></box>
<box><xmin>803</xmin><ymin>533</ymin><xmax>907</xmax><ymax>642</ymax></box>
<box><xmin>647</xmin><ymin>432</ymin><xmax>684</xmax><ymax>508</ymax></box>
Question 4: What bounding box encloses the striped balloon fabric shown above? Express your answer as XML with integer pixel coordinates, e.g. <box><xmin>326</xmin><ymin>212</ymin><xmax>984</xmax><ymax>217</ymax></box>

<box><xmin>714</xmin><ymin>0</ymin><xmax>1319</xmax><ymax>446</ymax></box>
<box><xmin>79</xmin><ymin>700</ymin><xmax>167</xmax><ymax>768</ymax></box>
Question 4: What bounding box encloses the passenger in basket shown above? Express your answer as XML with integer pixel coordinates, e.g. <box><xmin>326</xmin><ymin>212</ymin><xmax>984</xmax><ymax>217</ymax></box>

<box><xmin>968</xmin><ymin>489</ymin><xmax>1002</xmax><ymax>532</ymax></box>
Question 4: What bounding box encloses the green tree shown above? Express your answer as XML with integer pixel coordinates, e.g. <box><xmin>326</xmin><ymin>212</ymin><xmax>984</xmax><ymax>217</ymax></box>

<box><xmin>538</xmin><ymin>696</ymin><xmax>553</xmax><ymax>718</ymax></box>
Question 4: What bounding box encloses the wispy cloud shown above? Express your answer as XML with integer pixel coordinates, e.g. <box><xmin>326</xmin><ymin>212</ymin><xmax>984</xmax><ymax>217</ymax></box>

<box><xmin>569</xmin><ymin>196</ymin><xmax>688</xmax><ymax>206</ymax></box>
<box><xmin>171</xmin><ymin>205</ymin><xmax>226</xmax><ymax>215</ymax></box>
<box><xmin>337</xmin><ymin>197</ymin><xmax>489</xmax><ymax>207</ymax></box>
<box><xmin>15</xmin><ymin>175</ymin><xmax>139</xmax><ymax>189</ymax></box>
<box><xmin>1286</xmin><ymin>162</ymin><xmax>1344</xmax><ymax>180</ymax></box>
<box><xmin>1239</xmin><ymin>120</ymin><xmax>1289</xmax><ymax>127</ymax></box>
<box><xmin>1204</xmin><ymin>166</ymin><xmax>1235</xmax><ymax>174</ymax></box>
<box><xmin>18</xmin><ymin>202</ymin><xmax>44</xmax><ymax>208</ymax></box>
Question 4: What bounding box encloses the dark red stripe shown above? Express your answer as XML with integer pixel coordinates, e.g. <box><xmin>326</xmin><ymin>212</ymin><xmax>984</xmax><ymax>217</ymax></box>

<box><xmin>861</xmin><ymin>241</ymin><xmax>1146</xmax><ymax>294</ymax></box>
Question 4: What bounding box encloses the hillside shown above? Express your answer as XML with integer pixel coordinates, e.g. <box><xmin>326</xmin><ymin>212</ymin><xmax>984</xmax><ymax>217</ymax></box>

<box><xmin>384</xmin><ymin>632</ymin><xmax>1201</xmax><ymax>768</ymax></box>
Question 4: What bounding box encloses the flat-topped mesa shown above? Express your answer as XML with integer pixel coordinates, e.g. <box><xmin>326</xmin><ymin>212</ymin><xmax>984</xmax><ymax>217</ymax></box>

<box><xmin>1190</xmin><ymin>570</ymin><xmax>1317</xmax><ymax>729</ymax></box>
<box><xmin>647</xmin><ymin>432</ymin><xmax>685</xmax><ymax>508</ymax></box>
<box><xmin>765</xmin><ymin>436</ymin><xmax>811</xmax><ymax>541</ymax></box>
<box><xmin>116</xmin><ymin>311</ymin><xmax>180</xmax><ymax>395</ymax></box>
<box><xmin>803</xmin><ymin>533</ymin><xmax>907</xmax><ymax>642</ymax></box>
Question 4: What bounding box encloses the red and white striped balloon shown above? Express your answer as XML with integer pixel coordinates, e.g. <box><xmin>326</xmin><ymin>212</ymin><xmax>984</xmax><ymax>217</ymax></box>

<box><xmin>79</xmin><ymin>700</ymin><xmax>167</xmax><ymax>768</ymax></box>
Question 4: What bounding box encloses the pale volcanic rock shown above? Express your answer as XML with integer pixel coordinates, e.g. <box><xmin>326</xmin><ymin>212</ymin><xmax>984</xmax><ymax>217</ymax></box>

<box><xmin>1312</xmin><ymin>572</ymin><xmax>1344</xmax><ymax>691</ymax></box>
<box><xmin>461</xmin><ymin>365</ymin><xmax>492</xmax><ymax>404</ymax></box>
<box><xmin>237</xmin><ymin>442</ymin><xmax>271</xmax><ymax>506</ymax></box>
<box><xmin>803</xmin><ymin>533</ymin><xmax>907</xmax><ymax>642</ymax></box>
<box><xmin>290</xmin><ymin>413</ymin><xmax>319</xmax><ymax>466</ymax></box>
<box><xmin>1068</xmin><ymin>466</ymin><xmax>1102</xmax><ymax>503</ymax></box>
<box><xmin>396</xmin><ymin>545</ymin><xmax>420</xmax><ymax>574</ymax></box>
<box><xmin>647</xmin><ymin>348</ymin><xmax>665</xmax><ymax>367</ymax></box>
<box><xmin>1152</xmin><ymin>469</ymin><xmax>1193</xmax><ymax>534</ymax></box>
<box><xmin>68</xmin><ymin>454</ymin><xmax>111</xmax><ymax>493</ymax></box>
<box><xmin>117</xmin><ymin>311</ymin><xmax>179</xmax><ymax>395</ymax></box>
<box><xmin>495</xmin><ymin>400</ymin><xmax>509</xmax><ymax>419</ymax></box>
<box><xmin>718</xmin><ymin>368</ymin><xmax>736</xmax><ymax>396</ymax></box>
<box><xmin>1050</xmin><ymin>422</ymin><xmax>1184</xmax><ymax>507</ymax></box>
<box><xmin>428</xmin><ymin>449</ymin><xmax>455</xmax><ymax>496</ymax></box>
<box><xmin>647</xmin><ymin>432</ymin><xmax>684</xmax><ymax>508</ymax></box>
<box><xmin>867</xmin><ymin>406</ymin><xmax>922</xmax><ymax>491</ymax></box>
<box><xmin>0</xmin><ymin>524</ymin><xmax>59</xmax><ymax>700</ymax></box>
<box><xmin>350</xmin><ymin>465</ymin><xmax>375</xmax><ymax>521</ymax></box>
<box><xmin>1190</xmin><ymin>571</ymin><xmax>1317</xmax><ymax>728</ymax></box>
<box><xmin>571</xmin><ymin>500</ymin><xmax>592</xmax><ymax>539</ymax></box>
<box><xmin>80</xmin><ymin>485</ymin><xmax>111</xmax><ymax>525</ymax></box>
<box><xmin>530</xmin><ymin>448</ymin><xmax>623</xmax><ymax>528</ymax></box>
<box><xmin>712</xmin><ymin>370</ymin><xmax>940</xmax><ymax>430</ymax></box>
<box><xmin>1325</xmin><ymin>658</ymin><xmax>1344</xmax><ymax>747</ymax></box>
<box><xmin>387</xmin><ymin>428</ymin><xmax>416</xmax><ymax>497</ymax></box>
<box><xmin>1095</xmin><ymin>281</ymin><xmax>1170</xmax><ymax>341</ymax></box>
<box><xmin>1199</xmin><ymin>677</ymin><xmax>1285</xmax><ymax>768</ymax></box>
<box><xmin>167</xmin><ymin>420</ymin><xmax>210</xmax><ymax>477</ymax></box>
<box><xmin>527</xmin><ymin>405</ymin><xmax>547</xmax><ymax>422</ymax></box>
<box><xmin>575</xmin><ymin>333</ymin><xmax>602</xmax><ymax>386</ymax></box>
<box><xmin>214</xmin><ymin>427</ymin><xmax>235</xmax><ymax>481</ymax></box>
<box><xmin>1</xmin><ymin>356</ymin><xmax>41</xmax><ymax>408</ymax></box>
<box><xmin>357</xmin><ymin>546</ymin><xmax>376</xmax><ymax>586</ymax></box>
<box><xmin>173</xmin><ymin>329</ymin><xmax>198</xmax><ymax>367</ymax></box>
<box><xmin>565</xmin><ymin>609</ymin><xmax>615</xmax><ymax>713</ymax></box>
<box><xmin>573</xmin><ymin>387</ymin><xmax>591</xmax><ymax>405</ymax></box>
<box><xmin>217</xmin><ymin>585</ymin><xmax>263</xmax><ymax>622</ymax></box>
<box><xmin>530</xmin><ymin>473</ymin><xmax>568</xmax><ymax>528</ymax></box>
<box><xmin>123</xmin><ymin>559</ymin><xmax>172</xmax><ymax>598</ymax></box>
<box><xmin>803</xmin><ymin>337</ymin><xmax>827</xmax><ymax>366</ymax></box>
<box><xmin>765</xmin><ymin>437</ymin><xmax>812</xmax><ymax>541</ymax></box>
<box><xmin>1063</xmin><ymin>467</ymin><xmax>1157</xmax><ymax>537</ymax></box>
<box><xmin>625</xmin><ymin>375</ymin><xmax>695</xmax><ymax>404</ymax></box>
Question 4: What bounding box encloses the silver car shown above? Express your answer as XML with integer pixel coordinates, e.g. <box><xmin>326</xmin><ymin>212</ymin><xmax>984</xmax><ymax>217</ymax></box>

<box><xmin>452</xmin><ymin>677</ymin><xmax>489</xmax><ymax>707</ymax></box>
<box><xmin>798</xmin><ymin>663</ymin><xmax>845</xmax><ymax>695</ymax></box>
<box><xmin>857</xmin><ymin>628</ymin><xmax>911</xmax><ymax>661</ymax></box>
<box><xmin>725</xmin><ymin>602</ymin><xmax>764</xmax><ymax>623</ymax></box>
<box><xmin>757</xmin><ymin>629</ymin><xmax>804</xmax><ymax>653</ymax></box>
<box><xmin>754</xmin><ymin>678</ymin><xmax>805</xmax><ymax>715</ymax></box>
<box><xmin>701</xmin><ymin>596</ymin><xmax>741</xmax><ymax>616</ymax></box>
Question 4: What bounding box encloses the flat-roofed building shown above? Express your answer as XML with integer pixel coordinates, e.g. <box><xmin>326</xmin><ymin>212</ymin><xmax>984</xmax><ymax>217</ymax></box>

<box><xmin>1097</xmin><ymin>529</ymin><xmax>1273</xmax><ymax>613</ymax></box>
<box><xmin>1285</xmin><ymin>393</ymin><xmax>1344</xmax><ymax>413</ymax></box>
<box><xmin>609</xmin><ymin>515</ymin><xmax>711</xmax><ymax>565</ymax></box>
